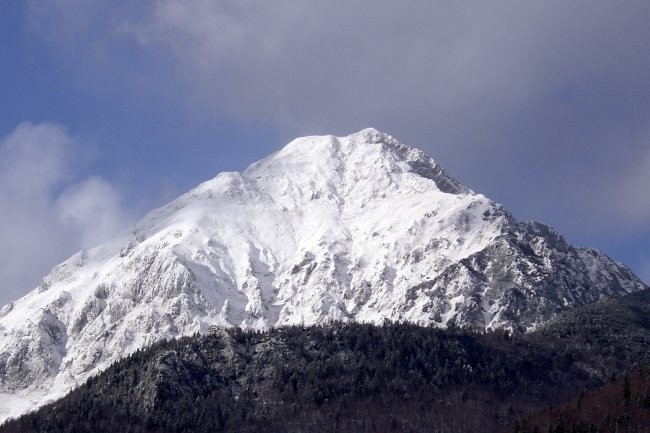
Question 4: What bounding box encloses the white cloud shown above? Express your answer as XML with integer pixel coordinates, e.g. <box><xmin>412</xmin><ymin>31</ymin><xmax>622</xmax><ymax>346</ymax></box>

<box><xmin>0</xmin><ymin>122</ymin><xmax>130</xmax><ymax>306</ymax></box>
<box><xmin>55</xmin><ymin>176</ymin><xmax>127</xmax><ymax>248</ymax></box>
<box><xmin>0</xmin><ymin>122</ymin><xmax>73</xmax><ymax>198</ymax></box>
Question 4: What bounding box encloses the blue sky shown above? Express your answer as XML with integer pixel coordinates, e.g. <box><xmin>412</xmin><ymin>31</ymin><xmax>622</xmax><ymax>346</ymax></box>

<box><xmin>1</xmin><ymin>0</ymin><xmax>649</xmax><ymax>306</ymax></box>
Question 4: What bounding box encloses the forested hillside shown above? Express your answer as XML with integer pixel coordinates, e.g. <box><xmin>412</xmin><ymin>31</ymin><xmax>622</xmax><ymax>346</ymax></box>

<box><xmin>504</xmin><ymin>366</ymin><xmax>650</xmax><ymax>433</ymax></box>
<box><xmin>2</xmin><ymin>290</ymin><xmax>649</xmax><ymax>433</ymax></box>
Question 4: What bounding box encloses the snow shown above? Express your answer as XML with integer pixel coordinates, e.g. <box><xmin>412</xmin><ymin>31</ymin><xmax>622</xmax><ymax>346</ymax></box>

<box><xmin>0</xmin><ymin>128</ymin><xmax>647</xmax><ymax>423</ymax></box>
<box><xmin>481</xmin><ymin>286</ymin><xmax>494</xmax><ymax>329</ymax></box>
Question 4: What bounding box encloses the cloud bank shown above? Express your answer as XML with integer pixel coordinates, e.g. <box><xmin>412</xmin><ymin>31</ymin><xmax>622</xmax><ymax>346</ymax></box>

<box><xmin>0</xmin><ymin>122</ymin><xmax>130</xmax><ymax>306</ymax></box>
<box><xmin>19</xmin><ymin>1</ymin><xmax>650</xmax><ymax>281</ymax></box>
<box><xmin>28</xmin><ymin>1</ymin><xmax>650</xmax><ymax>232</ymax></box>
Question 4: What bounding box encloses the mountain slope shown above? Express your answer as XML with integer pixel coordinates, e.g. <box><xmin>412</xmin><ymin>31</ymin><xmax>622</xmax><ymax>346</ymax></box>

<box><xmin>0</xmin><ymin>128</ymin><xmax>646</xmax><ymax>422</ymax></box>
<box><xmin>3</xmin><ymin>290</ymin><xmax>650</xmax><ymax>433</ymax></box>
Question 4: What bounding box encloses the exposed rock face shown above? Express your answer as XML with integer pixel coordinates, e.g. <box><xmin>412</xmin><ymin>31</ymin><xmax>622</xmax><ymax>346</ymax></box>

<box><xmin>0</xmin><ymin>128</ymin><xmax>646</xmax><ymax>422</ymax></box>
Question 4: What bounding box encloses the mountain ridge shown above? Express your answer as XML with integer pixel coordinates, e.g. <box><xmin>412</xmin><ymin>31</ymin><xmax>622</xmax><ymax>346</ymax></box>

<box><xmin>0</xmin><ymin>128</ymin><xmax>646</xmax><ymax>422</ymax></box>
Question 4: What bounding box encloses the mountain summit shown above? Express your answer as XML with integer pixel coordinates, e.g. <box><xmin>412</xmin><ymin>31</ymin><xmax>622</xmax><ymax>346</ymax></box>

<box><xmin>0</xmin><ymin>128</ymin><xmax>646</xmax><ymax>421</ymax></box>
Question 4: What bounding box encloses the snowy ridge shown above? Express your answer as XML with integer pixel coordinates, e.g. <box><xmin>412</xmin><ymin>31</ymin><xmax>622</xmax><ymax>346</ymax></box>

<box><xmin>0</xmin><ymin>128</ymin><xmax>646</xmax><ymax>422</ymax></box>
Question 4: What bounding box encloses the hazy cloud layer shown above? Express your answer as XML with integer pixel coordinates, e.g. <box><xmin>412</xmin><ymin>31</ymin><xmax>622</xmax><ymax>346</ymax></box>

<box><xmin>0</xmin><ymin>123</ymin><xmax>130</xmax><ymax>306</ymax></box>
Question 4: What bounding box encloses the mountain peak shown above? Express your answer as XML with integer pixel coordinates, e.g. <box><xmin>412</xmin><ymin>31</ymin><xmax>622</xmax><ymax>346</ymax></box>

<box><xmin>245</xmin><ymin>128</ymin><xmax>469</xmax><ymax>195</ymax></box>
<box><xmin>349</xmin><ymin>127</ymin><xmax>397</xmax><ymax>144</ymax></box>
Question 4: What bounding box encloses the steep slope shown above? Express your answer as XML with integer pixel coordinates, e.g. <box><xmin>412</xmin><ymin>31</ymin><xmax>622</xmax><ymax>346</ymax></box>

<box><xmin>0</xmin><ymin>128</ymin><xmax>646</xmax><ymax>422</ymax></box>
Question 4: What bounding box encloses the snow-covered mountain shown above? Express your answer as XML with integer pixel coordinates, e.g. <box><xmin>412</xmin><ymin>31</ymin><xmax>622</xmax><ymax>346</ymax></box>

<box><xmin>0</xmin><ymin>128</ymin><xmax>646</xmax><ymax>422</ymax></box>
